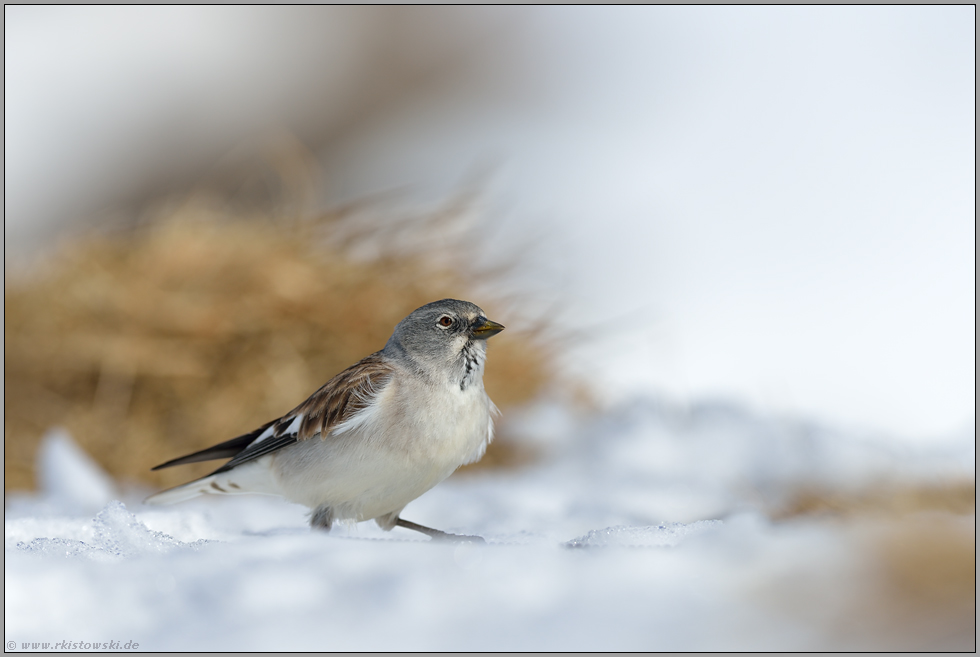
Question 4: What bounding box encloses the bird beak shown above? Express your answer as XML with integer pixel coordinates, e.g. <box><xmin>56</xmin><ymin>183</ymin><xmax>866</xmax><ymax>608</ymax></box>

<box><xmin>470</xmin><ymin>317</ymin><xmax>505</xmax><ymax>340</ymax></box>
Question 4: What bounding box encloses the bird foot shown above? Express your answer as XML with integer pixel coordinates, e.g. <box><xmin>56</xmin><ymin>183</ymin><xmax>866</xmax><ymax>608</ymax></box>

<box><xmin>395</xmin><ymin>518</ymin><xmax>485</xmax><ymax>544</ymax></box>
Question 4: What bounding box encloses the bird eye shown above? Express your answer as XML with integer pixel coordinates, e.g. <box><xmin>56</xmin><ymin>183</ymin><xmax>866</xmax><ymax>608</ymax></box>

<box><xmin>437</xmin><ymin>315</ymin><xmax>453</xmax><ymax>328</ymax></box>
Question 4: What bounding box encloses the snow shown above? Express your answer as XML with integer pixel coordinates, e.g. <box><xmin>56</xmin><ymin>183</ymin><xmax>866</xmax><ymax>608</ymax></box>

<box><xmin>5</xmin><ymin>398</ymin><xmax>974</xmax><ymax>651</ymax></box>
<box><xmin>565</xmin><ymin>520</ymin><xmax>723</xmax><ymax>549</ymax></box>
<box><xmin>35</xmin><ymin>429</ymin><xmax>117</xmax><ymax>515</ymax></box>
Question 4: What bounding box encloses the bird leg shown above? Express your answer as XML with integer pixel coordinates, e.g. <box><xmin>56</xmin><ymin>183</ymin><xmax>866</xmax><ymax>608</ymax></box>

<box><xmin>310</xmin><ymin>505</ymin><xmax>334</xmax><ymax>531</ymax></box>
<box><xmin>395</xmin><ymin>518</ymin><xmax>485</xmax><ymax>544</ymax></box>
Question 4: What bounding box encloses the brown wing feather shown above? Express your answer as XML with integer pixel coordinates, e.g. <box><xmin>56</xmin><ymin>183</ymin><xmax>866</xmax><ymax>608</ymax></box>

<box><xmin>152</xmin><ymin>352</ymin><xmax>396</xmax><ymax>476</ymax></box>
<box><xmin>281</xmin><ymin>351</ymin><xmax>395</xmax><ymax>441</ymax></box>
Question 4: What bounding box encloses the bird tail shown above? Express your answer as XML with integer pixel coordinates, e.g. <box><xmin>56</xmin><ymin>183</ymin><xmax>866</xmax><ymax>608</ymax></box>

<box><xmin>144</xmin><ymin>460</ymin><xmax>280</xmax><ymax>506</ymax></box>
<box><xmin>144</xmin><ymin>475</ymin><xmax>222</xmax><ymax>505</ymax></box>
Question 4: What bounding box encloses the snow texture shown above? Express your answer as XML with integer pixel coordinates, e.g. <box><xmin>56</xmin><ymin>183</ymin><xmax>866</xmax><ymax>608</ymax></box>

<box><xmin>5</xmin><ymin>398</ymin><xmax>974</xmax><ymax>651</ymax></box>
<box><xmin>565</xmin><ymin>520</ymin><xmax>723</xmax><ymax>549</ymax></box>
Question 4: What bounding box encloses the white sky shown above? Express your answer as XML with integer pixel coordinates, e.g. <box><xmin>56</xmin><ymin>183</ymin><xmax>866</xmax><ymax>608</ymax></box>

<box><xmin>321</xmin><ymin>6</ymin><xmax>976</xmax><ymax>442</ymax></box>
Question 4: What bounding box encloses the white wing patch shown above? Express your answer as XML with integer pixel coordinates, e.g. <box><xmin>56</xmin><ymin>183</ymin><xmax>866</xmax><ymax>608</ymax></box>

<box><xmin>281</xmin><ymin>414</ymin><xmax>303</xmax><ymax>437</ymax></box>
<box><xmin>252</xmin><ymin>414</ymin><xmax>303</xmax><ymax>445</ymax></box>
<box><xmin>251</xmin><ymin>423</ymin><xmax>277</xmax><ymax>445</ymax></box>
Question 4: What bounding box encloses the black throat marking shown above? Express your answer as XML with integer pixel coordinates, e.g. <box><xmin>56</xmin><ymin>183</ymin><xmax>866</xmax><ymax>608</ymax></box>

<box><xmin>460</xmin><ymin>342</ymin><xmax>484</xmax><ymax>391</ymax></box>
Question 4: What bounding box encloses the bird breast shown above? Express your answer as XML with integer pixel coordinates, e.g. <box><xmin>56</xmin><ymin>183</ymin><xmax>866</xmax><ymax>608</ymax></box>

<box><xmin>270</xmin><ymin>367</ymin><xmax>492</xmax><ymax>517</ymax></box>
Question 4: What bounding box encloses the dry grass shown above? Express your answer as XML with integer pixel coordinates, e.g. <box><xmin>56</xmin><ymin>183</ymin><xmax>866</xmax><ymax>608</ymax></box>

<box><xmin>5</xmin><ymin>195</ymin><xmax>554</xmax><ymax>492</ymax></box>
<box><xmin>858</xmin><ymin>511</ymin><xmax>975</xmax><ymax>650</ymax></box>
<box><xmin>771</xmin><ymin>479</ymin><xmax>976</xmax><ymax>521</ymax></box>
<box><xmin>769</xmin><ymin>480</ymin><xmax>976</xmax><ymax>650</ymax></box>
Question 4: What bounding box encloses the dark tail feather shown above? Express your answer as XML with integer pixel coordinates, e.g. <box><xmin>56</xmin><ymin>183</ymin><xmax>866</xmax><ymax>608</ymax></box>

<box><xmin>151</xmin><ymin>421</ymin><xmax>275</xmax><ymax>470</ymax></box>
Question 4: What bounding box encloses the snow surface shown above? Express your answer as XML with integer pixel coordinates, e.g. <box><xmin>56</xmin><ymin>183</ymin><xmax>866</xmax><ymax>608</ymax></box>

<box><xmin>5</xmin><ymin>399</ymin><xmax>974</xmax><ymax>651</ymax></box>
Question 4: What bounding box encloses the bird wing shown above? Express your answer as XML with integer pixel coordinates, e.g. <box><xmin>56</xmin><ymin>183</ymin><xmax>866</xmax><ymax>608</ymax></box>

<box><xmin>150</xmin><ymin>351</ymin><xmax>395</xmax><ymax>475</ymax></box>
<box><xmin>150</xmin><ymin>420</ymin><xmax>276</xmax><ymax>470</ymax></box>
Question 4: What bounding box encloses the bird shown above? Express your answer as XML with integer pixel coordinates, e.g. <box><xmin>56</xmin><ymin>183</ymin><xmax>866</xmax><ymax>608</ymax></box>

<box><xmin>145</xmin><ymin>299</ymin><xmax>504</xmax><ymax>542</ymax></box>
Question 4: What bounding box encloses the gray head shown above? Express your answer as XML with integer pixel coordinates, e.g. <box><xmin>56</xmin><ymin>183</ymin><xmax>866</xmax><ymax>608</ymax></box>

<box><xmin>384</xmin><ymin>299</ymin><xmax>504</xmax><ymax>387</ymax></box>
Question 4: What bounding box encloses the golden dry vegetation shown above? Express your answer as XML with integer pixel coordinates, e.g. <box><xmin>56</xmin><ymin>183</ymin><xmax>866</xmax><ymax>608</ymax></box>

<box><xmin>5</xmin><ymin>196</ymin><xmax>553</xmax><ymax>492</ymax></box>
<box><xmin>769</xmin><ymin>479</ymin><xmax>975</xmax><ymax>650</ymax></box>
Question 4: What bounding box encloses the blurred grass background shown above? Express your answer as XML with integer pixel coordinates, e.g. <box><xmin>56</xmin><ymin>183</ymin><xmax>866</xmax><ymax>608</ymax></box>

<box><xmin>4</xmin><ymin>153</ymin><xmax>554</xmax><ymax>492</ymax></box>
<box><xmin>769</xmin><ymin>480</ymin><xmax>975</xmax><ymax>650</ymax></box>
